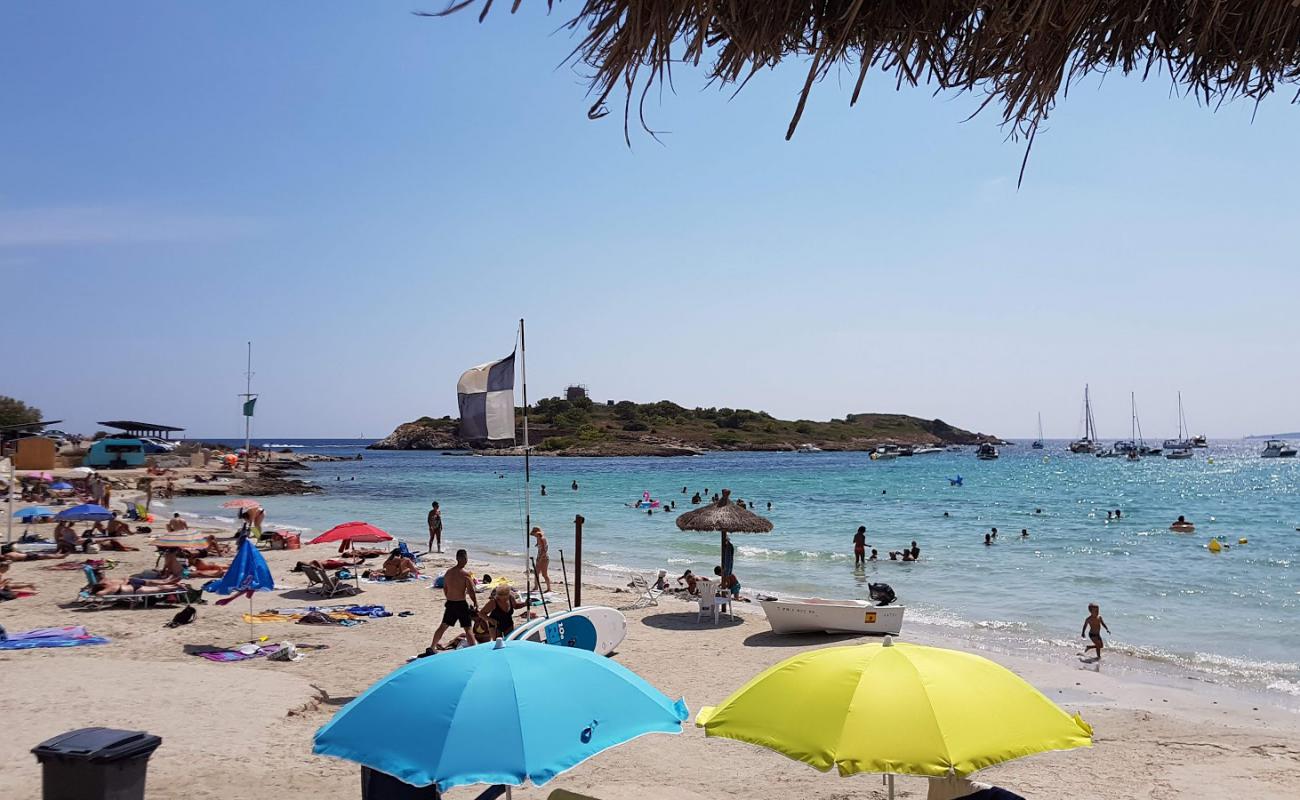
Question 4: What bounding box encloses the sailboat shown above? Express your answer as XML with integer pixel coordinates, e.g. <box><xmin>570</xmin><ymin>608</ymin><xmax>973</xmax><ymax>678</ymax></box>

<box><xmin>1164</xmin><ymin>392</ymin><xmax>1194</xmax><ymax>459</ymax></box>
<box><xmin>1134</xmin><ymin>395</ymin><xmax>1161</xmax><ymax>456</ymax></box>
<box><xmin>1031</xmin><ymin>413</ymin><xmax>1045</xmax><ymax>449</ymax></box>
<box><xmin>1069</xmin><ymin>385</ymin><xmax>1100</xmax><ymax>454</ymax></box>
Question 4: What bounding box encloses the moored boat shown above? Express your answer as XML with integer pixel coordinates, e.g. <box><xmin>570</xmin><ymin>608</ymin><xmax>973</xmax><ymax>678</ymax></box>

<box><xmin>976</xmin><ymin>443</ymin><xmax>999</xmax><ymax>460</ymax></box>
<box><xmin>1260</xmin><ymin>440</ymin><xmax>1298</xmax><ymax>458</ymax></box>
<box><xmin>1069</xmin><ymin>385</ymin><xmax>1101</xmax><ymax>453</ymax></box>
<box><xmin>760</xmin><ymin>598</ymin><xmax>905</xmax><ymax>636</ymax></box>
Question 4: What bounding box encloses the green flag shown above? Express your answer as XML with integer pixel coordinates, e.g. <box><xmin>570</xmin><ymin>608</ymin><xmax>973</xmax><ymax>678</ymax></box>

<box><xmin>242</xmin><ymin>398</ymin><xmax>257</xmax><ymax>417</ymax></box>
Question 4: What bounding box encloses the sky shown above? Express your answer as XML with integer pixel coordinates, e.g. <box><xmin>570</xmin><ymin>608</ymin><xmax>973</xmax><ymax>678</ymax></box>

<box><xmin>3</xmin><ymin>2</ymin><xmax>1298</xmax><ymax>440</ymax></box>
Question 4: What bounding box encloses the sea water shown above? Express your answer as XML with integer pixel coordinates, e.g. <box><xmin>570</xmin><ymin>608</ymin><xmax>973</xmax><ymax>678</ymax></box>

<box><xmin>173</xmin><ymin>439</ymin><xmax>1299</xmax><ymax>698</ymax></box>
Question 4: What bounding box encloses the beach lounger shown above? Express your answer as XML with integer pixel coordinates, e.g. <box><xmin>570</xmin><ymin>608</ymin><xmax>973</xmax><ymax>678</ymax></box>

<box><xmin>76</xmin><ymin>566</ymin><xmax>190</xmax><ymax>609</ymax></box>
<box><xmin>621</xmin><ymin>574</ymin><xmax>663</xmax><ymax>610</ymax></box>
<box><xmin>304</xmin><ymin>564</ymin><xmax>361</xmax><ymax>599</ymax></box>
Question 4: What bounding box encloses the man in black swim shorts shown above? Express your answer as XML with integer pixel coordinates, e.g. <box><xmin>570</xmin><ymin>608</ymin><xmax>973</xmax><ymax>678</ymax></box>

<box><xmin>429</xmin><ymin>549</ymin><xmax>478</xmax><ymax>653</ymax></box>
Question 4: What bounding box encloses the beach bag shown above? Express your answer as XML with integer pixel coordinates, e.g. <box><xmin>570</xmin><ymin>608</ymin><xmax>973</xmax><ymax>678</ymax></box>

<box><xmin>166</xmin><ymin>606</ymin><xmax>197</xmax><ymax>628</ymax></box>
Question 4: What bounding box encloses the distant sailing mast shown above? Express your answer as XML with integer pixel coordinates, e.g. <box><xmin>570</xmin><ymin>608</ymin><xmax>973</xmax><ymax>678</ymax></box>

<box><xmin>239</xmin><ymin>342</ymin><xmax>258</xmax><ymax>471</ymax></box>
<box><xmin>1032</xmin><ymin>413</ymin><xmax>1045</xmax><ymax>449</ymax></box>
<box><xmin>1069</xmin><ymin>385</ymin><xmax>1099</xmax><ymax>454</ymax></box>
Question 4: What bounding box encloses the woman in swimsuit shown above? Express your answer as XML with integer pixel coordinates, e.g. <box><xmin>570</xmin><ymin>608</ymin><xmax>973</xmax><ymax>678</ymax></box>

<box><xmin>479</xmin><ymin>586</ymin><xmax>526</xmax><ymax>641</ymax></box>
<box><xmin>530</xmin><ymin>527</ymin><xmax>551</xmax><ymax>592</ymax></box>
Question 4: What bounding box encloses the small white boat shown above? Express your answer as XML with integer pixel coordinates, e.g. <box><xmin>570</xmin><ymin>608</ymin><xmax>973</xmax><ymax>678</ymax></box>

<box><xmin>912</xmin><ymin>446</ymin><xmax>943</xmax><ymax>455</ymax></box>
<box><xmin>976</xmin><ymin>443</ymin><xmax>999</xmax><ymax>460</ymax></box>
<box><xmin>795</xmin><ymin>443</ymin><xmax>822</xmax><ymax>453</ymax></box>
<box><xmin>760</xmin><ymin>598</ymin><xmax>905</xmax><ymax>636</ymax></box>
<box><xmin>869</xmin><ymin>446</ymin><xmax>898</xmax><ymax>461</ymax></box>
<box><xmin>1166</xmin><ymin>448</ymin><xmax>1194</xmax><ymax>460</ymax></box>
<box><xmin>1261</xmin><ymin>440</ymin><xmax>1298</xmax><ymax>458</ymax></box>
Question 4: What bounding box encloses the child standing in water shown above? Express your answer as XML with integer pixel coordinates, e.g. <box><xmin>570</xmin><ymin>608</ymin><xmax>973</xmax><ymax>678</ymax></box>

<box><xmin>1080</xmin><ymin>603</ymin><xmax>1111</xmax><ymax>660</ymax></box>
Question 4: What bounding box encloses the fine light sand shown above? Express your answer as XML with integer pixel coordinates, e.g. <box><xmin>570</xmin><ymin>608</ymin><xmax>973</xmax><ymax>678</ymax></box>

<box><xmin>1</xmin><ymin>529</ymin><xmax>1298</xmax><ymax>800</ymax></box>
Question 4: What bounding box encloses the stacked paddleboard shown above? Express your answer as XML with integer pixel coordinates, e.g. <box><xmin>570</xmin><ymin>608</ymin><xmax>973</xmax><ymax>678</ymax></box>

<box><xmin>506</xmin><ymin>606</ymin><xmax>627</xmax><ymax>656</ymax></box>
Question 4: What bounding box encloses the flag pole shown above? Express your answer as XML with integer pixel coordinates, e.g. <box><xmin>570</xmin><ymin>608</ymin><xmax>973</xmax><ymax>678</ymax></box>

<box><xmin>240</xmin><ymin>341</ymin><xmax>255</xmax><ymax>472</ymax></box>
<box><xmin>520</xmin><ymin>318</ymin><xmax>532</xmax><ymax>610</ymax></box>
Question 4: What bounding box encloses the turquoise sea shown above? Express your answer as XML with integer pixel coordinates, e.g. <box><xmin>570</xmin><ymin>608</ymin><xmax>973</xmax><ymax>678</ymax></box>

<box><xmin>173</xmin><ymin>439</ymin><xmax>1299</xmax><ymax>699</ymax></box>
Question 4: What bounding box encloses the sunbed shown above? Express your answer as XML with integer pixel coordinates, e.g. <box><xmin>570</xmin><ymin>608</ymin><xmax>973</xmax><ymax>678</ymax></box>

<box><xmin>620</xmin><ymin>574</ymin><xmax>663</xmax><ymax>610</ymax></box>
<box><xmin>76</xmin><ymin>565</ymin><xmax>190</xmax><ymax>610</ymax></box>
<box><xmin>302</xmin><ymin>564</ymin><xmax>361</xmax><ymax>599</ymax></box>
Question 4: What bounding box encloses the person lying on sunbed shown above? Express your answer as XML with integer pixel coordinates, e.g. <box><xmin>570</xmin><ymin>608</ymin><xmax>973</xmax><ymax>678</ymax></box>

<box><xmin>187</xmin><ymin>558</ymin><xmax>227</xmax><ymax>578</ymax></box>
<box><xmin>91</xmin><ymin>538</ymin><xmax>138</xmax><ymax>552</ymax></box>
<box><xmin>381</xmin><ymin>549</ymin><xmax>420</xmax><ymax>580</ymax></box>
<box><xmin>1</xmin><ymin>544</ymin><xmax>65</xmax><ymax>562</ymax></box>
<box><xmin>340</xmin><ymin>547</ymin><xmax>386</xmax><ymax>559</ymax></box>
<box><xmin>88</xmin><ymin>567</ymin><xmax>183</xmax><ymax>596</ymax></box>
<box><xmin>0</xmin><ymin>562</ymin><xmax>37</xmax><ymax>592</ymax></box>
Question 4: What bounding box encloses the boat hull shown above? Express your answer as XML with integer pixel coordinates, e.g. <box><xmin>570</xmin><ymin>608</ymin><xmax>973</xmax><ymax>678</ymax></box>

<box><xmin>760</xmin><ymin>599</ymin><xmax>905</xmax><ymax>636</ymax></box>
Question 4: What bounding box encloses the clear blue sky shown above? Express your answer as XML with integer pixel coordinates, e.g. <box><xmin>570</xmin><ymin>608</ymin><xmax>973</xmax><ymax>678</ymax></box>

<box><xmin>4</xmin><ymin>2</ymin><xmax>1297</xmax><ymax>439</ymax></box>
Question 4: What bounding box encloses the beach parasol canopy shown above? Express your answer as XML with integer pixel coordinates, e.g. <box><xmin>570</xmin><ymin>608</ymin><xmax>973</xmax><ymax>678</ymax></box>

<box><xmin>221</xmin><ymin>498</ymin><xmax>261</xmax><ymax>509</ymax></box>
<box><xmin>203</xmin><ymin>537</ymin><xmax>274</xmax><ymax>597</ymax></box>
<box><xmin>308</xmin><ymin>521</ymin><xmax>393</xmax><ymax>546</ymax></box>
<box><xmin>15</xmin><ymin>506</ymin><xmax>57</xmax><ymax>520</ymax></box>
<box><xmin>55</xmin><ymin>503</ymin><xmax>113</xmax><ymax>522</ymax></box>
<box><xmin>696</xmin><ymin>639</ymin><xmax>1092</xmax><ymax>797</ymax></box>
<box><xmin>439</xmin><ymin>2</ymin><xmax>1300</xmax><ymax>149</ymax></box>
<box><xmin>48</xmin><ymin>481</ymin><xmax>74</xmax><ymax>491</ymax></box>
<box><xmin>676</xmin><ymin>489</ymin><xmax>771</xmax><ymax>567</ymax></box>
<box><xmin>151</xmin><ymin>529</ymin><xmax>211</xmax><ymax>551</ymax></box>
<box><xmin>314</xmin><ymin>638</ymin><xmax>688</xmax><ymax>791</ymax></box>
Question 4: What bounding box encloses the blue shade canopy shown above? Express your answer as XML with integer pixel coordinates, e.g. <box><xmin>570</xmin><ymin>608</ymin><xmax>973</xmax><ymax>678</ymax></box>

<box><xmin>49</xmin><ymin>482</ymin><xmax>74</xmax><ymax>490</ymax></box>
<box><xmin>202</xmin><ymin>537</ymin><xmax>274</xmax><ymax>595</ymax></box>
<box><xmin>15</xmin><ymin>506</ymin><xmax>57</xmax><ymax>519</ymax></box>
<box><xmin>314</xmin><ymin>639</ymin><xmax>688</xmax><ymax>790</ymax></box>
<box><xmin>55</xmin><ymin>503</ymin><xmax>113</xmax><ymax>521</ymax></box>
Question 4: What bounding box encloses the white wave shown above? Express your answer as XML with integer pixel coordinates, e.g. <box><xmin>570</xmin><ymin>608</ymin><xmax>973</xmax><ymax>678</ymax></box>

<box><xmin>736</xmin><ymin>545</ymin><xmax>788</xmax><ymax>557</ymax></box>
<box><xmin>667</xmin><ymin>558</ymin><xmax>693</xmax><ymax>564</ymax></box>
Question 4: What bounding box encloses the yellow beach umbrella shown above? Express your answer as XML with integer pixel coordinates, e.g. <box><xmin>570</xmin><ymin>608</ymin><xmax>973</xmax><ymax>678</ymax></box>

<box><xmin>696</xmin><ymin>639</ymin><xmax>1091</xmax><ymax>796</ymax></box>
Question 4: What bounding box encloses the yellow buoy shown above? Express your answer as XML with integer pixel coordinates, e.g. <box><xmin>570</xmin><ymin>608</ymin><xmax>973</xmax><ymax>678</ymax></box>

<box><xmin>1238</xmin><ymin>538</ymin><xmax>1248</xmax><ymax>545</ymax></box>
<box><xmin>1207</xmin><ymin>539</ymin><xmax>1222</xmax><ymax>553</ymax></box>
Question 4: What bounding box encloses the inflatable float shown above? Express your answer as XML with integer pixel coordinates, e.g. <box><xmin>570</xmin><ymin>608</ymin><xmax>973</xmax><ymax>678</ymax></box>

<box><xmin>634</xmin><ymin>491</ymin><xmax>661</xmax><ymax>509</ymax></box>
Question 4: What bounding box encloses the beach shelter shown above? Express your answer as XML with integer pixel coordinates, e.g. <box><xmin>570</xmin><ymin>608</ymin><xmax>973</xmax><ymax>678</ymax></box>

<box><xmin>15</xmin><ymin>506</ymin><xmax>57</xmax><ymax>520</ymax></box>
<box><xmin>48</xmin><ymin>481</ymin><xmax>74</xmax><ymax>492</ymax></box>
<box><xmin>151</xmin><ymin>529</ymin><xmax>210</xmax><ymax>551</ymax></box>
<box><xmin>202</xmin><ymin>536</ymin><xmax>276</xmax><ymax>637</ymax></box>
<box><xmin>55</xmin><ymin>503</ymin><xmax>113</xmax><ymax>522</ymax></box>
<box><xmin>675</xmin><ymin>489</ymin><xmax>771</xmax><ymax>569</ymax></box>
<box><xmin>221</xmin><ymin>498</ymin><xmax>261</xmax><ymax>509</ymax></box>
<box><xmin>314</xmin><ymin>639</ymin><xmax>688</xmax><ymax>794</ymax></box>
<box><xmin>696</xmin><ymin>638</ymin><xmax>1092</xmax><ymax>798</ymax></box>
<box><xmin>308</xmin><ymin>521</ymin><xmax>393</xmax><ymax>547</ymax></box>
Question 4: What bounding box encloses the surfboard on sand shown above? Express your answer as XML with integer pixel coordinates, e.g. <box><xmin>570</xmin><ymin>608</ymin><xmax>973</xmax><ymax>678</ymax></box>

<box><xmin>507</xmin><ymin>606</ymin><xmax>627</xmax><ymax>656</ymax></box>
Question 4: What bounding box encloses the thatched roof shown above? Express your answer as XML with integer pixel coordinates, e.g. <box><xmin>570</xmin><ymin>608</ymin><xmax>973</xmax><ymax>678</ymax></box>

<box><xmin>431</xmin><ymin>1</ymin><xmax>1300</xmax><ymax>165</ymax></box>
<box><xmin>675</xmin><ymin>489</ymin><xmax>774</xmax><ymax>533</ymax></box>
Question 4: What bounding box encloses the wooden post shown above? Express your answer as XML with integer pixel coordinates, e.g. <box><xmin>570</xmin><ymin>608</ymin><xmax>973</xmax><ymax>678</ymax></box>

<box><xmin>573</xmin><ymin>514</ymin><xmax>584</xmax><ymax>607</ymax></box>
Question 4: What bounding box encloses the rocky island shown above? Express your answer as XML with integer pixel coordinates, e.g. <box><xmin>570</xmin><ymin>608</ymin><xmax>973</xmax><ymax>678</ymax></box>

<box><xmin>370</xmin><ymin>396</ymin><xmax>996</xmax><ymax>456</ymax></box>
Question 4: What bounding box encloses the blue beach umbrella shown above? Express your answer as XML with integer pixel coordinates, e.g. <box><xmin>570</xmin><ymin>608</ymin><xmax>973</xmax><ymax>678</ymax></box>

<box><xmin>55</xmin><ymin>503</ymin><xmax>113</xmax><ymax>522</ymax></box>
<box><xmin>49</xmin><ymin>481</ymin><xmax>74</xmax><ymax>491</ymax></box>
<box><xmin>314</xmin><ymin>639</ymin><xmax>689</xmax><ymax>792</ymax></box>
<box><xmin>202</xmin><ymin>537</ymin><xmax>276</xmax><ymax>634</ymax></box>
<box><xmin>15</xmin><ymin>506</ymin><xmax>57</xmax><ymax>520</ymax></box>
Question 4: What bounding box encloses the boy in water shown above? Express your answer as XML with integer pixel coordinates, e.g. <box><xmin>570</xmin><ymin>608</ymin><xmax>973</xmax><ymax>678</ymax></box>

<box><xmin>1080</xmin><ymin>603</ymin><xmax>1111</xmax><ymax>660</ymax></box>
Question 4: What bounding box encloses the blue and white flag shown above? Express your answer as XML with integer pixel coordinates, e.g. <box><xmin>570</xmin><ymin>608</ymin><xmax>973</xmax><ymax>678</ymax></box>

<box><xmin>457</xmin><ymin>353</ymin><xmax>516</xmax><ymax>441</ymax></box>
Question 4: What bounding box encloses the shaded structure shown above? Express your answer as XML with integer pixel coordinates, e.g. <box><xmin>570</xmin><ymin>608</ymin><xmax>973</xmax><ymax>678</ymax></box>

<box><xmin>675</xmin><ymin>488</ymin><xmax>772</xmax><ymax>566</ymax></box>
<box><xmin>97</xmin><ymin>420</ymin><xmax>185</xmax><ymax>440</ymax></box>
<box><xmin>439</xmin><ymin>1</ymin><xmax>1300</xmax><ymax>171</ymax></box>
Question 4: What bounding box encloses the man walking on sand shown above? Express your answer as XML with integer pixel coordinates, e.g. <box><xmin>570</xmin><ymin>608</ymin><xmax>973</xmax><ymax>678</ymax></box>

<box><xmin>427</xmin><ymin>501</ymin><xmax>442</xmax><ymax>554</ymax></box>
<box><xmin>427</xmin><ymin>549</ymin><xmax>477</xmax><ymax>654</ymax></box>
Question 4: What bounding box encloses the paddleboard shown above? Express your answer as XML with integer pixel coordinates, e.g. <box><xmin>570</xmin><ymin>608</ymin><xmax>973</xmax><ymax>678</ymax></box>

<box><xmin>507</xmin><ymin>606</ymin><xmax>627</xmax><ymax>656</ymax></box>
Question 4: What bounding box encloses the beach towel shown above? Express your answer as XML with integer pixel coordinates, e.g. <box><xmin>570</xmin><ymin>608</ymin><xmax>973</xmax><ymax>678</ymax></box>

<box><xmin>0</xmin><ymin>626</ymin><xmax>109</xmax><ymax>650</ymax></box>
<box><xmin>0</xmin><ymin>590</ymin><xmax>36</xmax><ymax>601</ymax></box>
<box><xmin>198</xmin><ymin>644</ymin><xmax>282</xmax><ymax>663</ymax></box>
<box><xmin>361</xmin><ymin>575</ymin><xmax>427</xmax><ymax>584</ymax></box>
<box><xmin>344</xmin><ymin>605</ymin><xmax>392</xmax><ymax>618</ymax></box>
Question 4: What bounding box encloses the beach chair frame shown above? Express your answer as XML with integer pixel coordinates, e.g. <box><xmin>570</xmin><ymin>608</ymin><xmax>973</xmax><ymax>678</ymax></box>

<box><xmin>621</xmin><ymin>574</ymin><xmax>663</xmax><ymax>610</ymax></box>
<box><xmin>304</xmin><ymin>564</ymin><xmax>361</xmax><ymax>599</ymax></box>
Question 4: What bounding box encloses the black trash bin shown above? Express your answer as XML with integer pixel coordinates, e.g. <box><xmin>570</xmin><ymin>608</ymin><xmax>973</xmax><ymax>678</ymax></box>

<box><xmin>32</xmin><ymin>727</ymin><xmax>162</xmax><ymax>800</ymax></box>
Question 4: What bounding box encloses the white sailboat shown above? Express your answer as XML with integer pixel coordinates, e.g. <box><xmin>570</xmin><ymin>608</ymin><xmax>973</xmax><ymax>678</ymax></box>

<box><xmin>1070</xmin><ymin>385</ymin><xmax>1100</xmax><ymax>454</ymax></box>
<box><xmin>1165</xmin><ymin>392</ymin><xmax>1194</xmax><ymax>459</ymax></box>
<box><xmin>1032</xmin><ymin>412</ymin><xmax>1045</xmax><ymax>449</ymax></box>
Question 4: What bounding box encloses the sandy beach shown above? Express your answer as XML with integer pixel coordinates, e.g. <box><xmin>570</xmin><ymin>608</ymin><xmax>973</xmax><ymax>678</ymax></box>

<box><xmin>2</xmin><ymin>515</ymin><xmax>1297</xmax><ymax>800</ymax></box>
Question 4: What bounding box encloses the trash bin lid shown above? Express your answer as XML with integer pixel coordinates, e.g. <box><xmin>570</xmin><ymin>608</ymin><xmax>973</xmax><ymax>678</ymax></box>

<box><xmin>32</xmin><ymin>728</ymin><xmax>162</xmax><ymax>762</ymax></box>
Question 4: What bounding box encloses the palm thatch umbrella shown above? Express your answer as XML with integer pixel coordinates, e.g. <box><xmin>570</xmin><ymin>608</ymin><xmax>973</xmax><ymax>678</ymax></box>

<box><xmin>675</xmin><ymin>489</ymin><xmax>772</xmax><ymax>568</ymax></box>
<box><xmin>429</xmin><ymin>2</ymin><xmax>1300</xmax><ymax>178</ymax></box>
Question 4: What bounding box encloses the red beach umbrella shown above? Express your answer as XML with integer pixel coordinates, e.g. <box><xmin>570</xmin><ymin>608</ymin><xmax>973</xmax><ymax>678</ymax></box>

<box><xmin>308</xmin><ymin>521</ymin><xmax>393</xmax><ymax>546</ymax></box>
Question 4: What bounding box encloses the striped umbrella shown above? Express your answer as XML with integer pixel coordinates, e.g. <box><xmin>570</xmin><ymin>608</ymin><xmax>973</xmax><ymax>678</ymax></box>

<box><xmin>151</xmin><ymin>529</ymin><xmax>210</xmax><ymax>551</ymax></box>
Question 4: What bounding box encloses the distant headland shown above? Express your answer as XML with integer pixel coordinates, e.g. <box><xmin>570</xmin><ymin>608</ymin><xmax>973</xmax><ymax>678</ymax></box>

<box><xmin>369</xmin><ymin>396</ymin><xmax>997</xmax><ymax>456</ymax></box>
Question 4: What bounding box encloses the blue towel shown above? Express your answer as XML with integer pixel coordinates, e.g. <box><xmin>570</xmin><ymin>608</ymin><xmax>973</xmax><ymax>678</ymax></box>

<box><xmin>0</xmin><ymin>626</ymin><xmax>109</xmax><ymax>650</ymax></box>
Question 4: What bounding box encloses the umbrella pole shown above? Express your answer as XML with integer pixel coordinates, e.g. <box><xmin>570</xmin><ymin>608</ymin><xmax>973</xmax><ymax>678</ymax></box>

<box><xmin>887</xmin><ymin>773</ymin><xmax>895</xmax><ymax>800</ymax></box>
